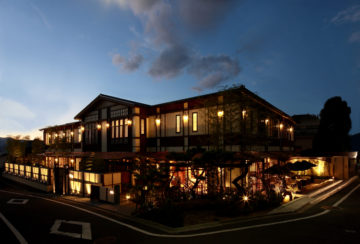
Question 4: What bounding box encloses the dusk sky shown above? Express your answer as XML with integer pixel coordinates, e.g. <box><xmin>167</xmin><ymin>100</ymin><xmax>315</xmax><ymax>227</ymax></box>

<box><xmin>0</xmin><ymin>0</ymin><xmax>359</xmax><ymax>139</ymax></box>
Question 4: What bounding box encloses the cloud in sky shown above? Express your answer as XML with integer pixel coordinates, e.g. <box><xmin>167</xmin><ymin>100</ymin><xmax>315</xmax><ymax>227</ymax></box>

<box><xmin>30</xmin><ymin>2</ymin><xmax>52</xmax><ymax>29</ymax></box>
<box><xmin>349</xmin><ymin>31</ymin><xmax>360</xmax><ymax>43</ymax></box>
<box><xmin>0</xmin><ymin>97</ymin><xmax>35</xmax><ymax>120</ymax></box>
<box><xmin>0</xmin><ymin>97</ymin><xmax>41</xmax><ymax>139</ymax></box>
<box><xmin>179</xmin><ymin>0</ymin><xmax>236</xmax><ymax>31</ymax></box>
<box><xmin>112</xmin><ymin>53</ymin><xmax>144</xmax><ymax>71</ymax></box>
<box><xmin>101</xmin><ymin>0</ymin><xmax>240</xmax><ymax>90</ymax></box>
<box><xmin>189</xmin><ymin>55</ymin><xmax>240</xmax><ymax>91</ymax></box>
<box><xmin>148</xmin><ymin>45</ymin><xmax>191</xmax><ymax>78</ymax></box>
<box><xmin>331</xmin><ymin>5</ymin><xmax>360</xmax><ymax>24</ymax></box>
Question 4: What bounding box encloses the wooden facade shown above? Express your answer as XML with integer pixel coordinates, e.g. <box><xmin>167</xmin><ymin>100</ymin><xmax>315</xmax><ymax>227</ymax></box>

<box><xmin>41</xmin><ymin>85</ymin><xmax>295</xmax><ymax>154</ymax></box>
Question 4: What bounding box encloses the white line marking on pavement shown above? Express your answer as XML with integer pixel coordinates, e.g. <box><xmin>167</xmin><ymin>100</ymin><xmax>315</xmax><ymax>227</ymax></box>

<box><xmin>1</xmin><ymin>184</ymin><xmax>359</xmax><ymax>239</ymax></box>
<box><xmin>7</xmin><ymin>199</ymin><xmax>29</xmax><ymax>205</ymax></box>
<box><xmin>333</xmin><ymin>184</ymin><xmax>360</xmax><ymax>207</ymax></box>
<box><xmin>0</xmin><ymin>211</ymin><xmax>28</xmax><ymax>244</ymax></box>
<box><xmin>50</xmin><ymin>219</ymin><xmax>92</xmax><ymax>240</ymax></box>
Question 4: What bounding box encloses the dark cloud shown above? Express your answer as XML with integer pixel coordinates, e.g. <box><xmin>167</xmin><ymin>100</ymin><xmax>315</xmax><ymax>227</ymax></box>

<box><xmin>144</xmin><ymin>2</ymin><xmax>178</xmax><ymax>46</ymax></box>
<box><xmin>105</xmin><ymin>0</ymin><xmax>241</xmax><ymax>91</ymax></box>
<box><xmin>179</xmin><ymin>0</ymin><xmax>237</xmax><ymax>31</ymax></box>
<box><xmin>331</xmin><ymin>5</ymin><xmax>360</xmax><ymax>24</ymax></box>
<box><xmin>189</xmin><ymin>55</ymin><xmax>240</xmax><ymax>91</ymax></box>
<box><xmin>112</xmin><ymin>53</ymin><xmax>143</xmax><ymax>71</ymax></box>
<box><xmin>148</xmin><ymin>45</ymin><xmax>191</xmax><ymax>78</ymax></box>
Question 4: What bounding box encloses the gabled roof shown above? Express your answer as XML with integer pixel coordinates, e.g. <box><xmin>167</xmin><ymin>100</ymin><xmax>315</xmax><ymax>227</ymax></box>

<box><xmin>39</xmin><ymin>121</ymin><xmax>81</xmax><ymax>131</ymax></box>
<box><xmin>74</xmin><ymin>94</ymin><xmax>150</xmax><ymax>120</ymax></box>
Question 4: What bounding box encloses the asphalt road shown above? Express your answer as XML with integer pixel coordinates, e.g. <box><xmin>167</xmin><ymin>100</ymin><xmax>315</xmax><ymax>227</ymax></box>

<box><xmin>1</xmin><ymin>175</ymin><xmax>360</xmax><ymax>244</ymax></box>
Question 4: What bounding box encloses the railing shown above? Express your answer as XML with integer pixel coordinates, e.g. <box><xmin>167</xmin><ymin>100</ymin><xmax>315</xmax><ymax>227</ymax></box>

<box><xmin>4</xmin><ymin>162</ymin><xmax>51</xmax><ymax>184</ymax></box>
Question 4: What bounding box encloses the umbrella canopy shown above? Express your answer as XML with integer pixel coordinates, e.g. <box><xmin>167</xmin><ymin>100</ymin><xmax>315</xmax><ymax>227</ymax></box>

<box><xmin>287</xmin><ymin>160</ymin><xmax>316</xmax><ymax>171</ymax></box>
<box><xmin>264</xmin><ymin>164</ymin><xmax>291</xmax><ymax>175</ymax></box>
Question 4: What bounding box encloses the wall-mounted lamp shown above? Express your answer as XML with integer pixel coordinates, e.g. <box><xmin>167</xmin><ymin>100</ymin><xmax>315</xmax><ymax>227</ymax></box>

<box><xmin>265</xmin><ymin>119</ymin><xmax>269</xmax><ymax>125</ymax></box>
<box><xmin>106</xmin><ymin>123</ymin><xmax>110</xmax><ymax>128</ymax></box>
<box><xmin>55</xmin><ymin>133</ymin><xmax>58</xmax><ymax>138</ymax></box>
<box><xmin>242</xmin><ymin>110</ymin><xmax>247</xmax><ymax>119</ymax></box>
<box><xmin>155</xmin><ymin>118</ymin><xmax>161</xmax><ymax>126</ymax></box>
<box><xmin>279</xmin><ymin>123</ymin><xmax>284</xmax><ymax>130</ymax></box>
<box><xmin>288</xmin><ymin>127</ymin><xmax>293</xmax><ymax>132</ymax></box>
<box><xmin>80</xmin><ymin>126</ymin><xmax>85</xmax><ymax>132</ymax></box>
<box><xmin>183</xmin><ymin>115</ymin><xmax>189</xmax><ymax>122</ymax></box>
<box><xmin>97</xmin><ymin>124</ymin><xmax>101</xmax><ymax>130</ymax></box>
<box><xmin>70</xmin><ymin>131</ymin><xmax>74</xmax><ymax>136</ymax></box>
<box><xmin>217</xmin><ymin>110</ymin><xmax>224</xmax><ymax>118</ymax></box>
<box><xmin>126</xmin><ymin>119</ymin><xmax>132</xmax><ymax>126</ymax></box>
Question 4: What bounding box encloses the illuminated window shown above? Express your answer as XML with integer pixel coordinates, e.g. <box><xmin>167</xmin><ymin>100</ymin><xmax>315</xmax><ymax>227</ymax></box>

<box><xmin>192</xmin><ymin>112</ymin><xmax>198</xmax><ymax>132</ymax></box>
<box><xmin>176</xmin><ymin>115</ymin><xmax>181</xmax><ymax>133</ymax></box>
<box><xmin>125</xmin><ymin>120</ymin><xmax>128</xmax><ymax>138</ymax></box>
<box><xmin>120</xmin><ymin>119</ymin><xmax>124</xmax><ymax>138</ymax></box>
<box><xmin>141</xmin><ymin>119</ymin><xmax>145</xmax><ymax>135</ymax></box>
<box><xmin>116</xmin><ymin>120</ymin><xmax>120</xmax><ymax>138</ymax></box>
<box><xmin>111</xmin><ymin>121</ymin><xmax>115</xmax><ymax>138</ymax></box>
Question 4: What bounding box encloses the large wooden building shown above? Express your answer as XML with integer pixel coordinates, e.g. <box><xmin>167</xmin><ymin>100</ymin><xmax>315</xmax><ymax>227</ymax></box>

<box><xmin>42</xmin><ymin>85</ymin><xmax>295</xmax><ymax>158</ymax></box>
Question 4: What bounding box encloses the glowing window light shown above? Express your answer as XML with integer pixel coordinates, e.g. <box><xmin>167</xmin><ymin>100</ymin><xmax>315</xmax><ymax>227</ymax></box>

<box><xmin>86</xmin><ymin>184</ymin><xmax>91</xmax><ymax>194</ymax></box>
<box><xmin>217</xmin><ymin>110</ymin><xmax>224</xmax><ymax>118</ymax></box>
<box><xmin>155</xmin><ymin>118</ymin><xmax>161</xmax><ymax>126</ymax></box>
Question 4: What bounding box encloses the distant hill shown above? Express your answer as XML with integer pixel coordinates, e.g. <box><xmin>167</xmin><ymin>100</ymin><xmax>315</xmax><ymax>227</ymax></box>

<box><xmin>351</xmin><ymin>133</ymin><xmax>360</xmax><ymax>151</ymax></box>
<box><xmin>0</xmin><ymin>137</ymin><xmax>8</xmax><ymax>154</ymax></box>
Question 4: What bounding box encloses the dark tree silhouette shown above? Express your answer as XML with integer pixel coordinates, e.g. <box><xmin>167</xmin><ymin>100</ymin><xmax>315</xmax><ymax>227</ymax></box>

<box><xmin>313</xmin><ymin>96</ymin><xmax>351</xmax><ymax>152</ymax></box>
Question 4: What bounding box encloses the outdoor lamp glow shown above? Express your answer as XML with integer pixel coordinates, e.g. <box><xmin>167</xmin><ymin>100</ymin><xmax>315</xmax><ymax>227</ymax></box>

<box><xmin>155</xmin><ymin>118</ymin><xmax>161</xmax><ymax>126</ymax></box>
<box><xmin>97</xmin><ymin>124</ymin><xmax>101</xmax><ymax>130</ymax></box>
<box><xmin>183</xmin><ymin>115</ymin><xmax>189</xmax><ymax>122</ymax></box>
<box><xmin>242</xmin><ymin>110</ymin><xmax>247</xmax><ymax>118</ymax></box>
<box><xmin>265</xmin><ymin>119</ymin><xmax>269</xmax><ymax>125</ymax></box>
<box><xmin>109</xmin><ymin>190</ymin><xmax>114</xmax><ymax>195</ymax></box>
<box><xmin>127</xmin><ymin>119</ymin><xmax>132</xmax><ymax>126</ymax></box>
<box><xmin>126</xmin><ymin>194</ymin><xmax>131</xmax><ymax>200</ymax></box>
<box><xmin>69</xmin><ymin>173</ymin><xmax>74</xmax><ymax>179</ymax></box>
<box><xmin>243</xmin><ymin>195</ymin><xmax>249</xmax><ymax>202</ymax></box>
<box><xmin>279</xmin><ymin>123</ymin><xmax>284</xmax><ymax>130</ymax></box>
<box><xmin>80</xmin><ymin>126</ymin><xmax>85</xmax><ymax>132</ymax></box>
<box><xmin>217</xmin><ymin>110</ymin><xmax>224</xmax><ymax>118</ymax></box>
<box><xmin>106</xmin><ymin>123</ymin><xmax>110</xmax><ymax>128</ymax></box>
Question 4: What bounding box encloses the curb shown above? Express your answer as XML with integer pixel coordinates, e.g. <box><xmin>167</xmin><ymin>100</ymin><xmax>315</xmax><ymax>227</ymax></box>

<box><xmin>269</xmin><ymin>175</ymin><xmax>359</xmax><ymax>215</ymax></box>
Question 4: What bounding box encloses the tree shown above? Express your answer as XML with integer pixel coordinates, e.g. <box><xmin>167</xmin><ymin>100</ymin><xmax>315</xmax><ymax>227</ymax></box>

<box><xmin>6</xmin><ymin>136</ymin><xmax>27</xmax><ymax>163</ymax></box>
<box><xmin>313</xmin><ymin>96</ymin><xmax>351</xmax><ymax>152</ymax></box>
